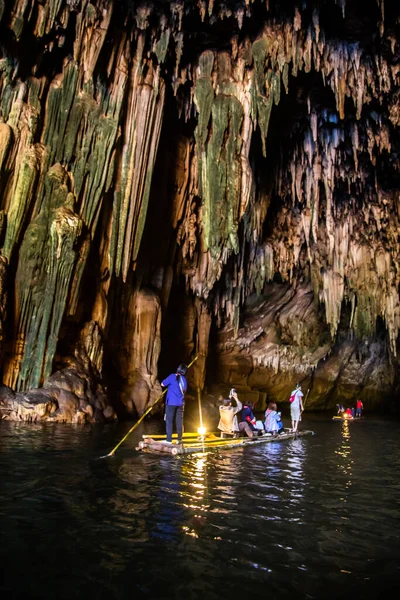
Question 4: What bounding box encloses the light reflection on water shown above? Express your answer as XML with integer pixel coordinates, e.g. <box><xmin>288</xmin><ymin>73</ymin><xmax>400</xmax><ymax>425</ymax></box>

<box><xmin>1</xmin><ymin>418</ymin><xmax>400</xmax><ymax>599</ymax></box>
<box><xmin>334</xmin><ymin>419</ymin><xmax>354</xmax><ymax>495</ymax></box>
<box><xmin>180</xmin><ymin>455</ymin><xmax>210</xmax><ymax>538</ymax></box>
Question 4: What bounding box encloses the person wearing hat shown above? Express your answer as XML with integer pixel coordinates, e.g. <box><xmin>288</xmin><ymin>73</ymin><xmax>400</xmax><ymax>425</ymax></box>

<box><xmin>289</xmin><ymin>383</ymin><xmax>304</xmax><ymax>432</ymax></box>
<box><xmin>161</xmin><ymin>364</ymin><xmax>188</xmax><ymax>444</ymax></box>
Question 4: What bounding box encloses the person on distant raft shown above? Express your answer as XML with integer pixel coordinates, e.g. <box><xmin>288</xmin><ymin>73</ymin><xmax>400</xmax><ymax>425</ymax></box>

<box><xmin>356</xmin><ymin>399</ymin><xmax>364</xmax><ymax>418</ymax></box>
<box><xmin>345</xmin><ymin>407</ymin><xmax>353</xmax><ymax>418</ymax></box>
<box><xmin>264</xmin><ymin>402</ymin><xmax>284</xmax><ymax>435</ymax></box>
<box><xmin>161</xmin><ymin>364</ymin><xmax>188</xmax><ymax>444</ymax></box>
<box><xmin>289</xmin><ymin>383</ymin><xmax>304</xmax><ymax>432</ymax></box>
<box><xmin>218</xmin><ymin>389</ymin><xmax>242</xmax><ymax>438</ymax></box>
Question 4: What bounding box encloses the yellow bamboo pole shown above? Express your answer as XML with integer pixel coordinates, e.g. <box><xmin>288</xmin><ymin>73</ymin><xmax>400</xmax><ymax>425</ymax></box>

<box><xmin>197</xmin><ymin>388</ymin><xmax>205</xmax><ymax>452</ymax></box>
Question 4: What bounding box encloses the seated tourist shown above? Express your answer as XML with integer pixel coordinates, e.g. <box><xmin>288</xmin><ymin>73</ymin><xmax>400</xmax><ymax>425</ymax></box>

<box><xmin>218</xmin><ymin>389</ymin><xmax>242</xmax><ymax>438</ymax></box>
<box><xmin>345</xmin><ymin>407</ymin><xmax>353</xmax><ymax>417</ymax></box>
<box><xmin>239</xmin><ymin>401</ymin><xmax>262</xmax><ymax>437</ymax></box>
<box><xmin>264</xmin><ymin>402</ymin><xmax>283</xmax><ymax>435</ymax></box>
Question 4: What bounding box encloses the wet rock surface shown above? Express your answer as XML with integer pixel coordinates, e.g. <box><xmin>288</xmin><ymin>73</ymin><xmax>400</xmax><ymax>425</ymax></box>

<box><xmin>209</xmin><ymin>283</ymin><xmax>395</xmax><ymax>410</ymax></box>
<box><xmin>0</xmin><ymin>357</ymin><xmax>116</xmax><ymax>423</ymax></box>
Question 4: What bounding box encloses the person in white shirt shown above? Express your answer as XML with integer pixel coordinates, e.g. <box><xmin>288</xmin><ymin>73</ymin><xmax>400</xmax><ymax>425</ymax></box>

<box><xmin>290</xmin><ymin>383</ymin><xmax>304</xmax><ymax>432</ymax></box>
<box><xmin>218</xmin><ymin>389</ymin><xmax>242</xmax><ymax>437</ymax></box>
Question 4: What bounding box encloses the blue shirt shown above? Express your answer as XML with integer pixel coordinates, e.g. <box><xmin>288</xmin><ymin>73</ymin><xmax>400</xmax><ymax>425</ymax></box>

<box><xmin>161</xmin><ymin>373</ymin><xmax>187</xmax><ymax>406</ymax></box>
<box><xmin>242</xmin><ymin>405</ymin><xmax>256</xmax><ymax>423</ymax></box>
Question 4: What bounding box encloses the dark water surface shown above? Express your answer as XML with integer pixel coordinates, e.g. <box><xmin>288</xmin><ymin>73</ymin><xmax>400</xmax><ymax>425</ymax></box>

<box><xmin>1</xmin><ymin>416</ymin><xmax>400</xmax><ymax>599</ymax></box>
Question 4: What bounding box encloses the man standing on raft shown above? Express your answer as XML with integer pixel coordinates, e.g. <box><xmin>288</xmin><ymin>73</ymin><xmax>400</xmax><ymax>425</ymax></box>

<box><xmin>161</xmin><ymin>364</ymin><xmax>188</xmax><ymax>444</ymax></box>
<box><xmin>289</xmin><ymin>383</ymin><xmax>304</xmax><ymax>433</ymax></box>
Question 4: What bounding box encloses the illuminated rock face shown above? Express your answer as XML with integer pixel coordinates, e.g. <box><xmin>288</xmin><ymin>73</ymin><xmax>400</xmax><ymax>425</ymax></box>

<box><xmin>208</xmin><ymin>283</ymin><xmax>395</xmax><ymax>410</ymax></box>
<box><xmin>0</xmin><ymin>0</ymin><xmax>398</xmax><ymax>420</ymax></box>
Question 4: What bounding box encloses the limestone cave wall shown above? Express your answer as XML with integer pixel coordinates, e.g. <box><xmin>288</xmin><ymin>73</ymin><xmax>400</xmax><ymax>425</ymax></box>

<box><xmin>0</xmin><ymin>0</ymin><xmax>399</xmax><ymax>421</ymax></box>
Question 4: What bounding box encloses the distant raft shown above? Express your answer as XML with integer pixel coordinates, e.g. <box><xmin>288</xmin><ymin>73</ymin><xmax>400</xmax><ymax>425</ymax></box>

<box><xmin>332</xmin><ymin>416</ymin><xmax>364</xmax><ymax>421</ymax></box>
<box><xmin>332</xmin><ymin>415</ymin><xmax>353</xmax><ymax>420</ymax></box>
<box><xmin>137</xmin><ymin>430</ymin><xmax>314</xmax><ymax>456</ymax></box>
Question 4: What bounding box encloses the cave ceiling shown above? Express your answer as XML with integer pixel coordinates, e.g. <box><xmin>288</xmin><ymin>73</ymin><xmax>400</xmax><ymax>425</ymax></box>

<box><xmin>0</xmin><ymin>0</ymin><xmax>399</xmax><ymax>420</ymax></box>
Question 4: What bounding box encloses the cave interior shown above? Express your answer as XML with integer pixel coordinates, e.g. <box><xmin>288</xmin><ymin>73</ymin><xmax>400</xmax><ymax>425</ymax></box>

<box><xmin>0</xmin><ymin>0</ymin><xmax>399</xmax><ymax>422</ymax></box>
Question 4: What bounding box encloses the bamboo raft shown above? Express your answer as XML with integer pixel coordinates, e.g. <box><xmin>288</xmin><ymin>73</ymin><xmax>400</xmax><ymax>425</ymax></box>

<box><xmin>332</xmin><ymin>416</ymin><xmax>364</xmax><ymax>421</ymax></box>
<box><xmin>137</xmin><ymin>430</ymin><xmax>314</xmax><ymax>455</ymax></box>
<box><xmin>332</xmin><ymin>415</ymin><xmax>353</xmax><ymax>421</ymax></box>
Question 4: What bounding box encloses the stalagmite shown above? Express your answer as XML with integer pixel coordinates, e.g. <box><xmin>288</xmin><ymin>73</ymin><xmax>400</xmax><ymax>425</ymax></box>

<box><xmin>111</xmin><ymin>287</ymin><xmax>162</xmax><ymax>416</ymax></box>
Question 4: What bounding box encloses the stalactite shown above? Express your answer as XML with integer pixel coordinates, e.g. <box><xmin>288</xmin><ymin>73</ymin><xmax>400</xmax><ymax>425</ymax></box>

<box><xmin>0</xmin><ymin>2</ymin><xmax>172</xmax><ymax>392</ymax></box>
<box><xmin>178</xmin><ymin>5</ymin><xmax>398</xmax><ymax>322</ymax></box>
<box><xmin>4</xmin><ymin>165</ymin><xmax>83</xmax><ymax>390</ymax></box>
<box><xmin>119</xmin><ymin>65</ymin><xmax>165</xmax><ymax>278</ymax></box>
<box><xmin>2</xmin><ymin>144</ymin><xmax>43</xmax><ymax>260</ymax></box>
<box><xmin>0</xmin><ymin>120</ymin><xmax>12</xmax><ymax>175</ymax></box>
<box><xmin>0</xmin><ymin>254</ymin><xmax>7</xmax><ymax>360</ymax></box>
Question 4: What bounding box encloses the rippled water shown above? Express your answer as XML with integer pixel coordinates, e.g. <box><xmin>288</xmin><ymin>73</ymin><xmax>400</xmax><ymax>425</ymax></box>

<box><xmin>1</xmin><ymin>416</ymin><xmax>400</xmax><ymax>599</ymax></box>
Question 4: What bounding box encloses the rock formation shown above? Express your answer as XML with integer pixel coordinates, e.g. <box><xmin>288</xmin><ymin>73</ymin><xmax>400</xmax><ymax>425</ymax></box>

<box><xmin>0</xmin><ymin>0</ymin><xmax>399</xmax><ymax>421</ymax></box>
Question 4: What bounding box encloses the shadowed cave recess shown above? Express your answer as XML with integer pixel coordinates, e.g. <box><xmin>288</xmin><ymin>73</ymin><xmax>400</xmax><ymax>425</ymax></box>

<box><xmin>0</xmin><ymin>0</ymin><xmax>399</xmax><ymax>423</ymax></box>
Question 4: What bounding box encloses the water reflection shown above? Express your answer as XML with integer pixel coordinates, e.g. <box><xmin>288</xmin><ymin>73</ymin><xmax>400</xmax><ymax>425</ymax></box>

<box><xmin>180</xmin><ymin>454</ymin><xmax>210</xmax><ymax>538</ymax></box>
<box><xmin>210</xmin><ymin>451</ymin><xmax>242</xmax><ymax>517</ymax></box>
<box><xmin>150</xmin><ymin>458</ymin><xmax>186</xmax><ymax>543</ymax></box>
<box><xmin>2</xmin><ymin>420</ymin><xmax>400</xmax><ymax>599</ymax></box>
<box><xmin>104</xmin><ymin>457</ymin><xmax>157</xmax><ymax>545</ymax></box>
<box><xmin>0</xmin><ymin>421</ymin><xmax>96</xmax><ymax>453</ymax></box>
<box><xmin>284</xmin><ymin>439</ymin><xmax>307</xmax><ymax>524</ymax></box>
<box><xmin>335</xmin><ymin>420</ymin><xmax>353</xmax><ymax>494</ymax></box>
